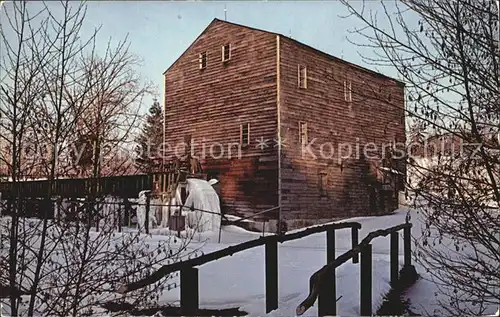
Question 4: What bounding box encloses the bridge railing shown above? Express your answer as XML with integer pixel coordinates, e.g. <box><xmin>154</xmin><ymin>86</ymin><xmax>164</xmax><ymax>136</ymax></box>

<box><xmin>116</xmin><ymin>221</ymin><xmax>362</xmax><ymax>315</ymax></box>
<box><xmin>0</xmin><ymin>171</ymin><xmax>187</xmax><ymax>199</ymax></box>
<box><xmin>296</xmin><ymin>221</ymin><xmax>414</xmax><ymax>316</ymax></box>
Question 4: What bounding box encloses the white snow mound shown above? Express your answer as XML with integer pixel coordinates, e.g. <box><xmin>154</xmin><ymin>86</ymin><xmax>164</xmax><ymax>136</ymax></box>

<box><xmin>179</xmin><ymin>178</ymin><xmax>221</xmax><ymax>233</ymax></box>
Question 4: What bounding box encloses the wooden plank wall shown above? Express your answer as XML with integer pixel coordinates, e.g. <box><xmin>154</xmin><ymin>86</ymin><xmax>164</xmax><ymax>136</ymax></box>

<box><xmin>164</xmin><ymin>20</ymin><xmax>279</xmax><ymax>217</ymax></box>
<box><xmin>278</xmin><ymin>36</ymin><xmax>405</xmax><ymax>228</ymax></box>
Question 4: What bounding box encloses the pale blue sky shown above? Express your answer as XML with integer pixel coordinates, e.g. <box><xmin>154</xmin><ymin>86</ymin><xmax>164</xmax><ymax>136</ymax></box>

<box><xmin>2</xmin><ymin>1</ymin><xmax>410</xmax><ymax>113</ymax></box>
<box><xmin>81</xmin><ymin>1</ymin><xmax>408</xmax><ymax>110</ymax></box>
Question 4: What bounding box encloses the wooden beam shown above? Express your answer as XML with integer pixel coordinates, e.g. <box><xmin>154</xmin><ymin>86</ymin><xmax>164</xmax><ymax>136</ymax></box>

<box><xmin>390</xmin><ymin>232</ymin><xmax>399</xmax><ymax>286</ymax></box>
<box><xmin>296</xmin><ymin>223</ymin><xmax>411</xmax><ymax>315</ymax></box>
<box><xmin>180</xmin><ymin>267</ymin><xmax>199</xmax><ymax>314</ymax></box>
<box><xmin>360</xmin><ymin>244</ymin><xmax>372</xmax><ymax>316</ymax></box>
<box><xmin>404</xmin><ymin>224</ymin><xmax>411</xmax><ymax>266</ymax></box>
<box><xmin>279</xmin><ymin>221</ymin><xmax>361</xmax><ymax>243</ymax></box>
<box><xmin>145</xmin><ymin>192</ymin><xmax>150</xmax><ymax>234</ymax></box>
<box><xmin>318</xmin><ymin>228</ymin><xmax>336</xmax><ymax>316</ymax></box>
<box><xmin>119</xmin><ymin>222</ymin><xmax>361</xmax><ymax>294</ymax></box>
<box><xmin>265</xmin><ymin>236</ymin><xmax>278</xmax><ymax>313</ymax></box>
<box><xmin>276</xmin><ymin>34</ymin><xmax>282</xmax><ymax>235</ymax></box>
<box><xmin>351</xmin><ymin>227</ymin><xmax>359</xmax><ymax>263</ymax></box>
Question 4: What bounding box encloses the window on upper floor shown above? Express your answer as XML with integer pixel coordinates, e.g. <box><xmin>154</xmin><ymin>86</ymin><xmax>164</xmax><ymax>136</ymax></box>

<box><xmin>299</xmin><ymin>121</ymin><xmax>308</xmax><ymax>146</ymax></box>
<box><xmin>379</xmin><ymin>85</ymin><xmax>393</xmax><ymax>102</ymax></box>
<box><xmin>199</xmin><ymin>52</ymin><xmax>207</xmax><ymax>69</ymax></box>
<box><xmin>222</xmin><ymin>44</ymin><xmax>231</xmax><ymax>62</ymax></box>
<box><xmin>387</xmin><ymin>87</ymin><xmax>393</xmax><ymax>102</ymax></box>
<box><xmin>240</xmin><ymin>123</ymin><xmax>250</xmax><ymax>147</ymax></box>
<box><xmin>298</xmin><ymin>65</ymin><xmax>307</xmax><ymax>88</ymax></box>
<box><xmin>344</xmin><ymin>79</ymin><xmax>352</xmax><ymax>102</ymax></box>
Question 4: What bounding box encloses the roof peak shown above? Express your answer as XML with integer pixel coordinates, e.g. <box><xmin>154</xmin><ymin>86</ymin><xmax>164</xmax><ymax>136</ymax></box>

<box><xmin>165</xmin><ymin>18</ymin><xmax>404</xmax><ymax>86</ymax></box>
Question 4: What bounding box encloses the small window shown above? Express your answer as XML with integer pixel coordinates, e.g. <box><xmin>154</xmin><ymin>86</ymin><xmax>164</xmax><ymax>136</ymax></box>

<box><xmin>344</xmin><ymin>80</ymin><xmax>352</xmax><ymax>102</ymax></box>
<box><xmin>240</xmin><ymin>123</ymin><xmax>250</xmax><ymax>147</ymax></box>
<box><xmin>298</xmin><ymin>65</ymin><xmax>307</xmax><ymax>88</ymax></box>
<box><xmin>379</xmin><ymin>85</ymin><xmax>392</xmax><ymax>101</ymax></box>
<box><xmin>189</xmin><ymin>136</ymin><xmax>194</xmax><ymax>153</ymax></box>
<box><xmin>222</xmin><ymin>44</ymin><xmax>231</xmax><ymax>62</ymax></box>
<box><xmin>199</xmin><ymin>52</ymin><xmax>207</xmax><ymax>69</ymax></box>
<box><xmin>319</xmin><ymin>170</ymin><xmax>328</xmax><ymax>196</ymax></box>
<box><xmin>299</xmin><ymin>121</ymin><xmax>308</xmax><ymax>146</ymax></box>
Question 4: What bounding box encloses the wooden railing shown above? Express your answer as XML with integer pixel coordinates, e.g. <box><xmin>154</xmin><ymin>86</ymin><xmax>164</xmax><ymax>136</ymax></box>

<box><xmin>117</xmin><ymin>221</ymin><xmax>362</xmax><ymax>314</ymax></box>
<box><xmin>296</xmin><ymin>222</ymin><xmax>413</xmax><ymax>316</ymax></box>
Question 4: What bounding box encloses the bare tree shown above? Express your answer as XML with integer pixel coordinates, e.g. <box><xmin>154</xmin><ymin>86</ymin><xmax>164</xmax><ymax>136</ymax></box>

<box><xmin>67</xmin><ymin>41</ymin><xmax>152</xmax><ymax>179</ymax></box>
<box><xmin>0</xmin><ymin>2</ymin><xmax>57</xmax><ymax>315</ymax></box>
<box><xmin>35</xmin><ymin>200</ymin><xmax>201</xmax><ymax>317</ymax></box>
<box><xmin>0</xmin><ymin>2</ymin><xmax>191</xmax><ymax>316</ymax></box>
<box><xmin>341</xmin><ymin>0</ymin><xmax>499</xmax><ymax>314</ymax></box>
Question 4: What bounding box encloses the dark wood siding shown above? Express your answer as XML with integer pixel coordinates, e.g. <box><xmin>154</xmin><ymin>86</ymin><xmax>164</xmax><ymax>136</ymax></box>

<box><xmin>164</xmin><ymin>19</ymin><xmax>406</xmax><ymax>230</ymax></box>
<box><xmin>164</xmin><ymin>20</ymin><xmax>279</xmax><ymax>217</ymax></box>
<box><xmin>278</xmin><ymin>36</ymin><xmax>405</xmax><ymax>227</ymax></box>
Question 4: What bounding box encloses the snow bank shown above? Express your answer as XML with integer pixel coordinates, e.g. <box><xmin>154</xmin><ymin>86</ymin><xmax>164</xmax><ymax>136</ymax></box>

<box><xmin>158</xmin><ymin>209</ymin><xmax>414</xmax><ymax>316</ymax></box>
<box><xmin>136</xmin><ymin>190</ymin><xmax>158</xmax><ymax>231</ymax></box>
<box><xmin>179</xmin><ymin>178</ymin><xmax>221</xmax><ymax>233</ymax></box>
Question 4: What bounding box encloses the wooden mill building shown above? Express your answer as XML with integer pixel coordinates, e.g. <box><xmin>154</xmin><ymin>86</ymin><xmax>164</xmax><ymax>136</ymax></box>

<box><xmin>163</xmin><ymin>19</ymin><xmax>406</xmax><ymax>231</ymax></box>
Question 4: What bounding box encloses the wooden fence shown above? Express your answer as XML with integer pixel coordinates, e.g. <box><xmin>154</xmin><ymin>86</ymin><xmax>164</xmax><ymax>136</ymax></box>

<box><xmin>0</xmin><ymin>169</ymin><xmax>196</xmax><ymax>199</ymax></box>
<box><xmin>0</xmin><ymin>174</ymin><xmax>160</xmax><ymax>198</ymax></box>
<box><xmin>117</xmin><ymin>221</ymin><xmax>362</xmax><ymax>314</ymax></box>
<box><xmin>296</xmin><ymin>222</ymin><xmax>413</xmax><ymax>316</ymax></box>
<box><xmin>116</xmin><ymin>220</ymin><xmax>412</xmax><ymax>316</ymax></box>
<box><xmin>1</xmin><ymin>177</ymin><xmax>414</xmax><ymax>316</ymax></box>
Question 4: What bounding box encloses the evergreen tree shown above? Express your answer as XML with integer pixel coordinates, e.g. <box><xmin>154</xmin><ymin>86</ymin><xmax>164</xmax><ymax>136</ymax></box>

<box><xmin>135</xmin><ymin>99</ymin><xmax>163</xmax><ymax>172</ymax></box>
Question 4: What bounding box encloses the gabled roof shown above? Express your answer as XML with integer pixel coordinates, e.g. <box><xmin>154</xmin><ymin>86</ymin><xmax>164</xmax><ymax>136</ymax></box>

<box><xmin>163</xmin><ymin>18</ymin><xmax>405</xmax><ymax>86</ymax></box>
<box><xmin>163</xmin><ymin>19</ymin><xmax>219</xmax><ymax>75</ymax></box>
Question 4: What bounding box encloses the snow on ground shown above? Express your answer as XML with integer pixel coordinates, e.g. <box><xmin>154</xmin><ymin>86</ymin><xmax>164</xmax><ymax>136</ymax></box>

<box><xmin>5</xmin><ymin>204</ymin><xmax>492</xmax><ymax>316</ymax></box>
<box><xmin>403</xmin><ymin>275</ymin><xmax>443</xmax><ymax>315</ymax></box>
<box><xmin>172</xmin><ymin>206</ymin><xmax>498</xmax><ymax>316</ymax></box>
<box><xmin>157</xmin><ymin>208</ymin><xmax>415</xmax><ymax>316</ymax></box>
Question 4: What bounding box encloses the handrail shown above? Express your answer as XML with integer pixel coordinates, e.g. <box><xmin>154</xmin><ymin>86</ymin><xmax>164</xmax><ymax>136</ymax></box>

<box><xmin>295</xmin><ymin>222</ymin><xmax>412</xmax><ymax>315</ymax></box>
<box><xmin>118</xmin><ymin>235</ymin><xmax>272</xmax><ymax>293</ymax></box>
<box><xmin>117</xmin><ymin>221</ymin><xmax>361</xmax><ymax>294</ymax></box>
<box><xmin>278</xmin><ymin>222</ymin><xmax>361</xmax><ymax>243</ymax></box>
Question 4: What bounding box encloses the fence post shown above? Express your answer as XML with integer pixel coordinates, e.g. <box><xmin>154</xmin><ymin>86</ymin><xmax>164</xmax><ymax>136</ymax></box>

<box><xmin>360</xmin><ymin>243</ymin><xmax>372</xmax><ymax>316</ymax></box>
<box><xmin>326</xmin><ymin>228</ymin><xmax>335</xmax><ymax>263</ymax></box>
<box><xmin>390</xmin><ymin>231</ymin><xmax>399</xmax><ymax>286</ymax></box>
<box><xmin>94</xmin><ymin>198</ymin><xmax>100</xmax><ymax>232</ymax></box>
<box><xmin>351</xmin><ymin>226</ymin><xmax>359</xmax><ymax>263</ymax></box>
<box><xmin>118</xmin><ymin>197</ymin><xmax>122</xmax><ymax>233</ymax></box>
<box><xmin>404</xmin><ymin>224</ymin><xmax>411</xmax><ymax>267</ymax></box>
<box><xmin>180</xmin><ymin>267</ymin><xmax>199</xmax><ymax>314</ymax></box>
<box><xmin>265</xmin><ymin>235</ymin><xmax>278</xmax><ymax>313</ymax></box>
<box><xmin>318</xmin><ymin>228</ymin><xmax>336</xmax><ymax>316</ymax></box>
<box><xmin>145</xmin><ymin>192</ymin><xmax>150</xmax><ymax>234</ymax></box>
